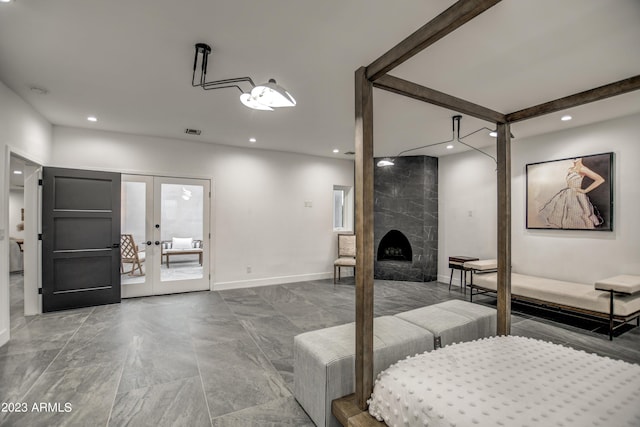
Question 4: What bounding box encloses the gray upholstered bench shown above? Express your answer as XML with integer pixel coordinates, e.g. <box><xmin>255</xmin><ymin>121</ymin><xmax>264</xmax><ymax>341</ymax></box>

<box><xmin>293</xmin><ymin>316</ymin><xmax>434</xmax><ymax>427</ymax></box>
<box><xmin>395</xmin><ymin>299</ymin><xmax>497</xmax><ymax>348</ymax></box>
<box><xmin>293</xmin><ymin>300</ymin><xmax>499</xmax><ymax>426</ymax></box>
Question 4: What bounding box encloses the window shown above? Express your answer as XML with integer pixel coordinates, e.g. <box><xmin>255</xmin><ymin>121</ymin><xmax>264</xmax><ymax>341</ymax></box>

<box><xmin>333</xmin><ymin>185</ymin><xmax>353</xmax><ymax>231</ymax></box>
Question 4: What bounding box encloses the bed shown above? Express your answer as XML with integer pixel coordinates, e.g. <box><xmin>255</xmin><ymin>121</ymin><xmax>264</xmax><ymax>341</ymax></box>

<box><xmin>367</xmin><ymin>336</ymin><xmax>640</xmax><ymax>427</ymax></box>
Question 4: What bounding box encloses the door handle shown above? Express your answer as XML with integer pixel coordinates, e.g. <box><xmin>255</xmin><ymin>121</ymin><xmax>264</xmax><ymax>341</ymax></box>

<box><xmin>146</xmin><ymin>241</ymin><xmax>152</xmax><ymax>246</ymax></box>
<box><xmin>111</xmin><ymin>243</ymin><xmax>120</xmax><ymax>248</ymax></box>
<box><xmin>155</xmin><ymin>241</ymin><xmax>160</xmax><ymax>245</ymax></box>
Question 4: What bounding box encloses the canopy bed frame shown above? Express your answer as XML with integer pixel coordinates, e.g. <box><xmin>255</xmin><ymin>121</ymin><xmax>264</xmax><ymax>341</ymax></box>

<box><xmin>334</xmin><ymin>0</ymin><xmax>640</xmax><ymax>425</ymax></box>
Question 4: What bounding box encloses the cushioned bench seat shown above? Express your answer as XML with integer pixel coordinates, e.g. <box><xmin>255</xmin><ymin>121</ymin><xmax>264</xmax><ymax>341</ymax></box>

<box><xmin>595</xmin><ymin>275</ymin><xmax>640</xmax><ymax>295</ymax></box>
<box><xmin>464</xmin><ymin>259</ymin><xmax>497</xmax><ymax>271</ymax></box>
<box><xmin>294</xmin><ymin>316</ymin><xmax>434</xmax><ymax>427</ymax></box>
<box><xmin>294</xmin><ymin>300</ymin><xmax>499</xmax><ymax>426</ymax></box>
<box><xmin>473</xmin><ymin>272</ymin><xmax>640</xmax><ymax>317</ymax></box>
<box><xmin>161</xmin><ymin>238</ymin><xmax>203</xmax><ymax>268</ymax></box>
<box><xmin>394</xmin><ymin>299</ymin><xmax>496</xmax><ymax>348</ymax></box>
<box><xmin>471</xmin><ymin>272</ymin><xmax>640</xmax><ymax>339</ymax></box>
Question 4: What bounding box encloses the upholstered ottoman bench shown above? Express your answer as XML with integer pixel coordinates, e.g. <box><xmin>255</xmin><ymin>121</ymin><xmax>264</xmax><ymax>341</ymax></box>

<box><xmin>464</xmin><ymin>258</ymin><xmax>497</xmax><ymax>273</ymax></box>
<box><xmin>293</xmin><ymin>316</ymin><xmax>434</xmax><ymax>427</ymax></box>
<box><xmin>395</xmin><ymin>299</ymin><xmax>497</xmax><ymax>348</ymax></box>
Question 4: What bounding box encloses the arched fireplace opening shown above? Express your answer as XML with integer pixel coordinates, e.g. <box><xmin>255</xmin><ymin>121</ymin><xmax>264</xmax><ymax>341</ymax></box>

<box><xmin>377</xmin><ymin>230</ymin><xmax>412</xmax><ymax>262</ymax></box>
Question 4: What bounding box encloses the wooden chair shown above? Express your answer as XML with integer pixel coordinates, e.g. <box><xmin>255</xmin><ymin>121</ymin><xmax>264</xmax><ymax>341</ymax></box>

<box><xmin>334</xmin><ymin>234</ymin><xmax>356</xmax><ymax>284</ymax></box>
<box><xmin>120</xmin><ymin>234</ymin><xmax>145</xmax><ymax>276</ymax></box>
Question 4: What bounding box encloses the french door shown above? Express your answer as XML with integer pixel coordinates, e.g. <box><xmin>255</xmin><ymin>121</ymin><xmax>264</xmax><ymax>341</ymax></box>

<box><xmin>120</xmin><ymin>175</ymin><xmax>210</xmax><ymax>298</ymax></box>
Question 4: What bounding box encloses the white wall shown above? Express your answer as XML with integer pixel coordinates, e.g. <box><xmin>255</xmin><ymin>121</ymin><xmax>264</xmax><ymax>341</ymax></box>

<box><xmin>439</xmin><ymin>113</ymin><xmax>640</xmax><ymax>285</ymax></box>
<box><xmin>51</xmin><ymin>126</ymin><xmax>354</xmax><ymax>290</ymax></box>
<box><xmin>0</xmin><ymin>80</ymin><xmax>52</xmax><ymax>346</ymax></box>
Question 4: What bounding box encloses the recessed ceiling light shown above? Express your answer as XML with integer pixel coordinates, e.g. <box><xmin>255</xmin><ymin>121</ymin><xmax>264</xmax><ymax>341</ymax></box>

<box><xmin>0</xmin><ymin>0</ymin><xmax>14</xmax><ymax>4</ymax></box>
<box><xmin>561</xmin><ymin>115</ymin><xmax>572</xmax><ymax>121</ymax></box>
<box><xmin>489</xmin><ymin>131</ymin><xmax>497</xmax><ymax>138</ymax></box>
<box><xmin>446</xmin><ymin>144</ymin><xmax>454</xmax><ymax>150</ymax></box>
<box><xmin>87</xmin><ymin>116</ymin><xmax>98</xmax><ymax>122</ymax></box>
<box><xmin>333</xmin><ymin>149</ymin><xmax>339</xmax><ymax>153</ymax></box>
<box><xmin>249</xmin><ymin>137</ymin><xmax>257</xmax><ymax>143</ymax></box>
<box><xmin>13</xmin><ymin>170</ymin><xmax>22</xmax><ymax>175</ymax></box>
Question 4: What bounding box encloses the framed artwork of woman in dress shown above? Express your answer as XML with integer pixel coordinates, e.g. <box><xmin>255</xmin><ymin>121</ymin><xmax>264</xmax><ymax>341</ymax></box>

<box><xmin>526</xmin><ymin>152</ymin><xmax>613</xmax><ymax>230</ymax></box>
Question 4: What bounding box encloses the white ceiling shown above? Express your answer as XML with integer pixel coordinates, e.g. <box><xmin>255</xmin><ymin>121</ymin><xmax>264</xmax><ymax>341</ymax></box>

<box><xmin>1</xmin><ymin>0</ymin><xmax>639</xmax><ymax>160</ymax></box>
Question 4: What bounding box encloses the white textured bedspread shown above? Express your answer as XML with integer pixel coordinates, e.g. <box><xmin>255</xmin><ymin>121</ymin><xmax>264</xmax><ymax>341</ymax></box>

<box><xmin>368</xmin><ymin>336</ymin><xmax>640</xmax><ymax>427</ymax></box>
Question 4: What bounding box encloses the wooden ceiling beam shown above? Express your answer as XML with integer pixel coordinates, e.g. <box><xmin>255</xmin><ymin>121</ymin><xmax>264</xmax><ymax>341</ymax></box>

<box><xmin>374</xmin><ymin>74</ymin><xmax>506</xmax><ymax>124</ymax></box>
<box><xmin>506</xmin><ymin>75</ymin><xmax>640</xmax><ymax>123</ymax></box>
<box><xmin>366</xmin><ymin>0</ymin><xmax>502</xmax><ymax>82</ymax></box>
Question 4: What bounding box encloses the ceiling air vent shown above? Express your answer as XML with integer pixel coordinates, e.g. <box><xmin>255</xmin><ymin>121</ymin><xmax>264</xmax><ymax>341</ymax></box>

<box><xmin>185</xmin><ymin>128</ymin><xmax>202</xmax><ymax>136</ymax></box>
<box><xmin>344</xmin><ymin>151</ymin><xmax>355</xmax><ymax>155</ymax></box>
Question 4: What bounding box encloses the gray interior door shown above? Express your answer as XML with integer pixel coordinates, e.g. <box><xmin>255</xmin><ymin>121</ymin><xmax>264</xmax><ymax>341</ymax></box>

<box><xmin>42</xmin><ymin>167</ymin><xmax>121</xmax><ymax>312</ymax></box>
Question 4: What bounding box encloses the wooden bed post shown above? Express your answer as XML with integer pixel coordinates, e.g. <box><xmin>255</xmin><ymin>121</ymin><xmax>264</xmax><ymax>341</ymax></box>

<box><xmin>354</xmin><ymin>66</ymin><xmax>375</xmax><ymax>410</ymax></box>
<box><xmin>496</xmin><ymin>122</ymin><xmax>512</xmax><ymax>335</ymax></box>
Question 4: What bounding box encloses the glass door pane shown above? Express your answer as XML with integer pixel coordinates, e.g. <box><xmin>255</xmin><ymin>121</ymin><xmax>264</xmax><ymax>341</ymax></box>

<box><xmin>154</xmin><ymin>177</ymin><xmax>210</xmax><ymax>293</ymax></box>
<box><xmin>121</xmin><ymin>175</ymin><xmax>154</xmax><ymax>298</ymax></box>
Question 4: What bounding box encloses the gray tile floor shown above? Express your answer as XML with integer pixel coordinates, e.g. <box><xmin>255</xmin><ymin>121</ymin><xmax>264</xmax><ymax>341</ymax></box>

<box><xmin>2</xmin><ymin>273</ymin><xmax>639</xmax><ymax>426</ymax></box>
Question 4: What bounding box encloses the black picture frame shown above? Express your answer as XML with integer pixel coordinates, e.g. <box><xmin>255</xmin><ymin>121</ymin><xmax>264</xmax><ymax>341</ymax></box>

<box><xmin>526</xmin><ymin>152</ymin><xmax>613</xmax><ymax>231</ymax></box>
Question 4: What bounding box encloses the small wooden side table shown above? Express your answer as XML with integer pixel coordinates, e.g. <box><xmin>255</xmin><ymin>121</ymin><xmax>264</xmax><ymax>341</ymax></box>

<box><xmin>448</xmin><ymin>256</ymin><xmax>479</xmax><ymax>293</ymax></box>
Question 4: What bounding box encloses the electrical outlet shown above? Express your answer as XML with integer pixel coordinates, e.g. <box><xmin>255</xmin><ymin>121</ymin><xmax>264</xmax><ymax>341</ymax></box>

<box><xmin>304</xmin><ymin>201</ymin><xmax>312</xmax><ymax>207</ymax></box>
<box><xmin>246</xmin><ymin>266</ymin><xmax>252</xmax><ymax>273</ymax></box>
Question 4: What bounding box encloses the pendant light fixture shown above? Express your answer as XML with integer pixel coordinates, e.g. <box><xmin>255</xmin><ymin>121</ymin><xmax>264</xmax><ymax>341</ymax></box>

<box><xmin>191</xmin><ymin>43</ymin><xmax>296</xmax><ymax>111</ymax></box>
<box><xmin>239</xmin><ymin>93</ymin><xmax>274</xmax><ymax>111</ymax></box>
<box><xmin>376</xmin><ymin>115</ymin><xmax>498</xmax><ymax>167</ymax></box>
<box><xmin>250</xmin><ymin>79</ymin><xmax>296</xmax><ymax>108</ymax></box>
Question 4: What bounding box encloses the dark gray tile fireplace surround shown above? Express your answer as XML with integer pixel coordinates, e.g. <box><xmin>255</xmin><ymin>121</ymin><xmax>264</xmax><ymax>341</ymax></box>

<box><xmin>374</xmin><ymin>155</ymin><xmax>438</xmax><ymax>282</ymax></box>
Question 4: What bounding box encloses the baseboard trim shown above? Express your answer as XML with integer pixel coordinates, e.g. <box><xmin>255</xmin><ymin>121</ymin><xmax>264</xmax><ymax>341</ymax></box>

<box><xmin>213</xmin><ymin>271</ymin><xmax>353</xmax><ymax>291</ymax></box>
<box><xmin>438</xmin><ymin>273</ymin><xmax>465</xmax><ymax>287</ymax></box>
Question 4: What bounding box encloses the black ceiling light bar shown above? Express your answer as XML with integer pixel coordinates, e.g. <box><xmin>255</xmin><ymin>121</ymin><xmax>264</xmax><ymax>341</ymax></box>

<box><xmin>191</xmin><ymin>43</ymin><xmax>255</xmax><ymax>93</ymax></box>
<box><xmin>377</xmin><ymin>115</ymin><xmax>498</xmax><ymax>167</ymax></box>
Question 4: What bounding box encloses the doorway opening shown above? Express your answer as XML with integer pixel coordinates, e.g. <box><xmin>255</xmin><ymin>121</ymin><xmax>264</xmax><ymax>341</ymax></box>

<box><xmin>8</xmin><ymin>152</ymin><xmax>42</xmax><ymax>331</ymax></box>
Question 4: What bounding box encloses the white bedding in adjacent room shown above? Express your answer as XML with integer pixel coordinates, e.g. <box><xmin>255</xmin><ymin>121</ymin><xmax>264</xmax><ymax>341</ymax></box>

<box><xmin>368</xmin><ymin>336</ymin><xmax>640</xmax><ymax>427</ymax></box>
